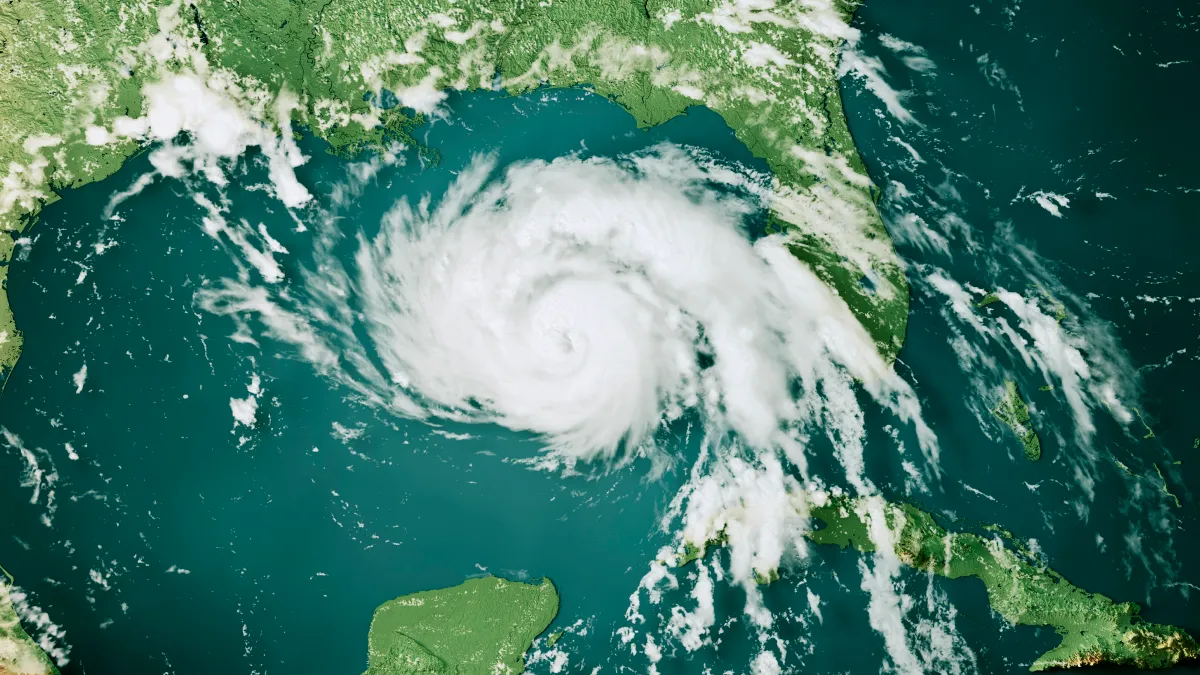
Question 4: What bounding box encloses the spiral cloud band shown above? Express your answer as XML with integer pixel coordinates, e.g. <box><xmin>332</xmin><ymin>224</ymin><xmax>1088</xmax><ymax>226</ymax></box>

<box><xmin>197</xmin><ymin>145</ymin><xmax>922</xmax><ymax>471</ymax></box>
<box><xmin>191</xmin><ymin>143</ymin><xmax>949</xmax><ymax>667</ymax></box>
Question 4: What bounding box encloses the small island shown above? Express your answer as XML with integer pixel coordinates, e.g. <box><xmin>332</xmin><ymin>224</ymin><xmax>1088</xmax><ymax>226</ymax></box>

<box><xmin>363</xmin><ymin>576</ymin><xmax>558</xmax><ymax>675</ymax></box>
<box><xmin>1</xmin><ymin>569</ymin><xmax>59</xmax><ymax>675</ymax></box>
<box><xmin>993</xmin><ymin>380</ymin><xmax>1043</xmax><ymax>461</ymax></box>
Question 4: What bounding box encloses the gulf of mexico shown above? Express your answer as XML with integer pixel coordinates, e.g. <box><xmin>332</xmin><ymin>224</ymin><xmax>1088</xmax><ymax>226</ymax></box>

<box><xmin>0</xmin><ymin>88</ymin><xmax>773</xmax><ymax>674</ymax></box>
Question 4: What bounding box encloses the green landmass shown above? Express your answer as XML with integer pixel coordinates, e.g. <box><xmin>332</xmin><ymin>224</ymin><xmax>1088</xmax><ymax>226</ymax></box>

<box><xmin>363</xmin><ymin>576</ymin><xmax>558</xmax><ymax>675</ymax></box>
<box><xmin>804</xmin><ymin>495</ymin><xmax>1198</xmax><ymax>671</ymax></box>
<box><xmin>976</xmin><ymin>286</ymin><xmax>1065</xmax><ymax>323</ymax></box>
<box><xmin>1154</xmin><ymin>465</ymin><xmax>1181</xmax><ymax>508</ymax></box>
<box><xmin>1035</xmin><ymin>283</ymin><xmax>1068</xmax><ymax>323</ymax></box>
<box><xmin>667</xmin><ymin>493</ymin><xmax>1197</xmax><ymax>671</ymax></box>
<box><xmin>0</xmin><ymin>567</ymin><xmax>59</xmax><ymax>675</ymax></box>
<box><xmin>0</xmin><ymin>0</ymin><xmax>909</xmax><ymax>387</ymax></box>
<box><xmin>993</xmin><ymin>380</ymin><xmax>1042</xmax><ymax>461</ymax></box>
<box><xmin>976</xmin><ymin>293</ymin><xmax>1002</xmax><ymax>308</ymax></box>
<box><xmin>1134</xmin><ymin>408</ymin><xmax>1157</xmax><ymax>440</ymax></box>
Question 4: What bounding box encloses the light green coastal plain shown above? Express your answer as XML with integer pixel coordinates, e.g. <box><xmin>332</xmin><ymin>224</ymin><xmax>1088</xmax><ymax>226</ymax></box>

<box><xmin>0</xmin><ymin>570</ymin><xmax>58</xmax><ymax>675</ymax></box>
<box><xmin>363</xmin><ymin>576</ymin><xmax>558</xmax><ymax>675</ymax></box>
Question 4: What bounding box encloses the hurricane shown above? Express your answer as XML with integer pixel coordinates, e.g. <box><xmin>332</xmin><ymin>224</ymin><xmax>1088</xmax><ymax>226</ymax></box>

<box><xmin>147</xmin><ymin>103</ymin><xmax>1178</xmax><ymax>674</ymax></box>
<box><xmin>3</xmin><ymin>1</ymin><xmax>1197</xmax><ymax>673</ymax></box>
<box><xmin>172</xmin><ymin>123</ymin><xmax>1180</xmax><ymax>670</ymax></box>
<box><xmin>196</xmin><ymin>146</ymin><xmax>932</xmax><ymax>476</ymax></box>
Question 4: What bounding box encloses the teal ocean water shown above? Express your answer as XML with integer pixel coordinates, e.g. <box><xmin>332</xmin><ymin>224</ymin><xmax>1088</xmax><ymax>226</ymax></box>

<box><xmin>2</xmin><ymin>1</ymin><xmax>1198</xmax><ymax>674</ymax></box>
